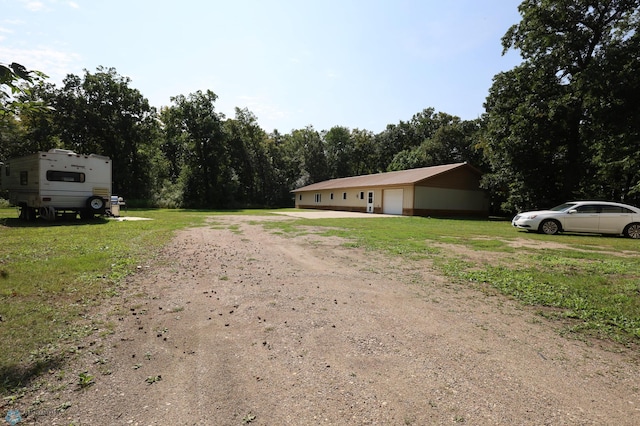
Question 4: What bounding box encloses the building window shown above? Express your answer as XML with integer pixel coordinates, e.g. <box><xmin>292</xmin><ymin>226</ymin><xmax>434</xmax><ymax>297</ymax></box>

<box><xmin>359</xmin><ymin>191</ymin><xmax>364</xmax><ymax>200</ymax></box>
<box><xmin>315</xmin><ymin>193</ymin><xmax>321</xmax><ymax>203</ymax></box>
<box><xmin>342</xmin><ymin>192</ymin><xmax>347</xmax><ymax>200</ymax></box>
<box><xmin>299</xmin><ymin>194</ymin><xmax>302</xmax><ymax>201</ymax></box>
<box><xmin>20</xmin><ymin>171</ymin><xmax>28</xmax><ymax>185</ymax></box>
<box><xmin>330</xmin><ymin>193</ymin><xmax>334</xmax><ymax>200</ymax></box>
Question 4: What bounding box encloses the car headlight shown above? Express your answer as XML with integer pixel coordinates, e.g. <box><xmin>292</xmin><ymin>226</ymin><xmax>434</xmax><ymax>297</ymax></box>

<box><xmin>524</xmin><ymin>214</ymin><xmax>538</xmax><ymax>219</ymax></box>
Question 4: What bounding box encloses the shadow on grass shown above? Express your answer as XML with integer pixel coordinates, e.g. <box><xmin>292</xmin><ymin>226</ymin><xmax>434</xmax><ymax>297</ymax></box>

<box><xmin>0</xmin><ymin>355</ymin><xmax>65</xmax><ymax>395</ymax></box>
<box><xmin>0</xmin><ymin>217</ymin><xmax>110</xmax><ymax>228</ymax></box>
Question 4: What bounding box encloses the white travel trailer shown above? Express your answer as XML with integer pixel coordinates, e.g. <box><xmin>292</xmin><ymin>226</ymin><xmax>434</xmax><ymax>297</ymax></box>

<box><xmin>0</xmin><ymin>149</ymin><xmax>112</xmax><ymax>220</ymax></box>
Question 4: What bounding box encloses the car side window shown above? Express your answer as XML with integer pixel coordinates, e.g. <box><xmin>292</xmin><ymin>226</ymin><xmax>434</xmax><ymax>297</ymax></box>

<box><xmin>601</xmin><ymin>205</ymin><xmax>624</xmax><ymax>213</ymax></box>
<box><xmin>575</xmin><ymin>205</ymin><xmax>600</xmax><ymax>213</ymax></box>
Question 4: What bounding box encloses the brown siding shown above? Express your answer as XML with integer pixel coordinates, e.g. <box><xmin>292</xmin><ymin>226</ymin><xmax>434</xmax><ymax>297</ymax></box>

<box><xmin>417</xmin><ymin>168</ymin><xmax>480</xmax><ymax>190</ymax></box>
<box><xmin>405</xmin><ymin>208</ymin><xmax>488</xmax><ymax>218</ymax></box>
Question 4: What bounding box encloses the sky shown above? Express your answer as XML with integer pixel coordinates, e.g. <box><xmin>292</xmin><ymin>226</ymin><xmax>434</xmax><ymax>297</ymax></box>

<box><xmin>1</xmin><ymin>0</ymin><xmax>524</xmax><ymax>134</ymax></box>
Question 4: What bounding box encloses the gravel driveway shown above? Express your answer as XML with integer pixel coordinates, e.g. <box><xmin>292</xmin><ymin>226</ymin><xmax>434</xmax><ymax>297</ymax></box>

<box><xmin>20</xmin><ymin>214</ymin><xmax>640</xmax><ymax>425</ymax></box>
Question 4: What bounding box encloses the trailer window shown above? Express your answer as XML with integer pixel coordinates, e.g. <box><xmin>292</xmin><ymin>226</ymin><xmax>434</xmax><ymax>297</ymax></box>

<box><xmin>20</xmin><ymin>171</ymin><xmax>28</xmax><ymax>185</ymax></box>
<box><xmin>46</xmin><ymin>170</ymin><xmax>85</xmax><ymax>183</ymax></box>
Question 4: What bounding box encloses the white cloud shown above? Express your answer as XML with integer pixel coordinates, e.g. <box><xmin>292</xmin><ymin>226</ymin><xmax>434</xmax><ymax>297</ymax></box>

<box><xmin>2</xmin><ymin>19</ymin><xmax>25</xmax><ymax>25</ymax></box>
<box><xmin>326</xmin><ymin>69</ymin><xmax>339</xmax><ymax>79</ymax></box>
<box><xmin>67</xmin><ymin>1</ymin><xmax>79</xmax><ymax>9</ymax></box>
<box><xmin>0</xmin><ymin>46</ymin><xmax>82</xmax><ymax>83</ymax></box>
<box><xmin>21</xmin><ymin>1</ymin><xmax>46</xmax><ymax>12</ymax></box>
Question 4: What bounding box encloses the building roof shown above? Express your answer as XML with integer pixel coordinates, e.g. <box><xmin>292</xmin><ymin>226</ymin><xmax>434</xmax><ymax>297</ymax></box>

<box><xmin>292</xmin><ymin>162</ymin><xmax>477</xmax><ymax>192</ymax></box>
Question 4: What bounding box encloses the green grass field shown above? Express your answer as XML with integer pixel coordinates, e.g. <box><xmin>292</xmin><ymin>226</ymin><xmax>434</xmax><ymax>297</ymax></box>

<box><xmin>1</xmin><ymin>208</ymin><xmax>639</xmax><ymax>394</ymax></box>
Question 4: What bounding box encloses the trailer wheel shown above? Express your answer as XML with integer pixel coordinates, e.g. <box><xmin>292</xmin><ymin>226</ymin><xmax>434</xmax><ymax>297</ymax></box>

<box><xmin>39</xmin><ymin>206</ymin><xmax>57</xmax><ymax>221</ymax></box>
<box><xmin>87</xmin><ymin>196</ymin><xmax>106</xmax><ymax>214</ymax></box>
<box><xmin>19</xmin><ymin>206</ymin><xmax>36</xmax><ymax>221</ymax></box>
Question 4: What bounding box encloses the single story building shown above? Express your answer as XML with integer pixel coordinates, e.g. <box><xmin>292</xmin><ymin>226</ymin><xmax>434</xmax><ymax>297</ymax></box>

<box><xmin>291</xmin><ymin>162</ymin><xmax>489</xmax><ymax>217</ymax></box>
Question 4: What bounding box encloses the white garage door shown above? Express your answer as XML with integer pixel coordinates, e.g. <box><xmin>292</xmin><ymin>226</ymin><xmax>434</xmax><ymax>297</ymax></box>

<box><xmin>383</xmin><ymin>189</ymin><xmax>403</xmax><ymax>215</ymax></box>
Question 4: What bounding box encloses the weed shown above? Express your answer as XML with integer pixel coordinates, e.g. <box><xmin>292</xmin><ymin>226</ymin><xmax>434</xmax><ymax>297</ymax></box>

<box><xmin>242</xmin><ymin>413</ymin><xmax>256</xmax><ymax>424</ymax></box>
<box><xmin>145</xmin><ymin>375</ymin><xmax>162</xmax><ymax>384</ymax></box>
<box><xmin>57</xmin><ymin>401</ymin><xmax>72</xmax><ymax>412</ymax></box>
<box><xmin>77</xmin><ymin>372</ymin><xmax>94</xmax><ymax>388</ymax></box>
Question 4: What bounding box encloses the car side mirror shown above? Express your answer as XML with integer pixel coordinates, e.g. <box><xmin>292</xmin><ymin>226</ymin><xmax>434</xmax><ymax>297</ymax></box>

<box><xmin>567</xmin><ymin>209</ymin><xmax>577</xmax><ymax>214</ymax></box>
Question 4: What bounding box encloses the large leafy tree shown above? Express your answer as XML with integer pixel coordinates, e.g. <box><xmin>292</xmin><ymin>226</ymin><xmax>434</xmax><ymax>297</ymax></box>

<box><xmin>349</xmin><ymin>128</ymin><xmax>378</xmax><ymax>176</ymax></box>
<box><xmin>225</xmin><ymin>107</ymin><xmax>276</xmax><ymax>207</ymax></box>
<box><xmin>290</xmin><ymin>126</ymin><xmax>329</xmax><ymax>186</ymax></box>
<box><xmin>48</xmin><ymin>67</ymin><xmax>159</xmax><ymax>199</ymax></box>
<box><xmin>266</xmin><ymin>129</ymin><xmax>304</xmax><ymax>206</ymax></box>
<box><xmin>0</xmin><ymin>63</ymin><xmax>51</xmax><ymax>161</ymax></box>
<box><xmin>483</xmin><ymin>0</ymin><xmax>640</xmax><ymax>212</ymax></box>
<box><xmin>323</xmin><ymin>126</ymin><xmax>353</xmax><ymax>179</ymax></box>
<box><xmin>163</xmin><ymin>90</ymin><xmax>229</xmax><ymax>208</ymax></box>
<box><xmin>388</xmin><ymin>115</ymin><xmax>484</xmax><ymax>171</ymax></box>
<box><xmin>0</xmin><ymin>62</ymin><xmax>48</xmax><ymax>118</ymax></box>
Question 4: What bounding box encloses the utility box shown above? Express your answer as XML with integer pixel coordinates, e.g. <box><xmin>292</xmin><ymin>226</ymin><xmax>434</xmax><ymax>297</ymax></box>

<box><xmin>110</xmin><ymin>195</ymin><xmax>124</xmax><ymax>217</ymax></box>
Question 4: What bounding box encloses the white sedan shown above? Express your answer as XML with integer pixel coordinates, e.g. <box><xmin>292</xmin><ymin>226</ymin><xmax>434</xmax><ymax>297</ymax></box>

<box><xmin>512</xmin><ymin>201</ymin><xmax>640</xmax><ymax>238</ymax></box>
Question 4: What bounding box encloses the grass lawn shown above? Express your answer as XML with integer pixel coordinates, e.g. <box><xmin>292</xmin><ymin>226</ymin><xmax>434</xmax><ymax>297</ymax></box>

<box><xmin>1</xmin><ymin>208</ymin><xmax>639</xmax><ymax>394</ymax></box>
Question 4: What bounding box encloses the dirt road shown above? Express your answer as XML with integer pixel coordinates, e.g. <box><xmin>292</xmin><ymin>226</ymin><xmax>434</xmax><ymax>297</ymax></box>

<box><xmin>27</xmin><ymin>215</ymin><xmax>639</xmax><ymax>425</ymax></box>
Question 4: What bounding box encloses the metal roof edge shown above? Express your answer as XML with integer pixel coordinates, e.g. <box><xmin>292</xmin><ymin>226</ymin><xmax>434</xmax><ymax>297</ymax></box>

<box><xmin>291</xmin><ymin>162</ymin><xmax>476</xmax><ymax>192</ymax></box>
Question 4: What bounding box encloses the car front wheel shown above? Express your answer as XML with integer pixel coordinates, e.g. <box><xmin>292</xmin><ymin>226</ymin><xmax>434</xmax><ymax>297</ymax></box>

<box><xmin>539</xmin><ymin>219</ymin><xmax>560</xmax><ymax>235</ymax></box>
<box><xmin>623</xmin><ymin>223</ymin><xmax>640</xmax><ymax>239</ymax></box>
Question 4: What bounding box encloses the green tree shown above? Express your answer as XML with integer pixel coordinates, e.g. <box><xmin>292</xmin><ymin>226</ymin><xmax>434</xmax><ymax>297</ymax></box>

<box><xmin>483</xmin><ymin>0</ymin><xmax>640</xmax><ymax>212</ymax></box>
<box><xmin>163</xmin><ymin>90</ymin><xmax>229</xmax><ymax>208</ymax></box>
<box><xmin>483</xmin><ymin>63</ymin><xmax>575</xmax><ymax>211</ymax></box>
<box><xmin>225</xmin><ymin>107</ymin><xmax>275</xmax><ymax>207</ymax></box>
<box><xmin>0</xmin><ymin>115</ymin><xmax>24</xmax><ymax>163</ymax></box>
<box><xmin>267</xmin><ymin>129</ymin><xmax>303</xmax><ymax>206</ymax></box>
<box><xmin>0</xmin><ymin>63</ymin><xmax>52</xmax><ymax>161</ymax></box>
<box><xmin>13</xmin><ymin>82</ymin><xmax>60</xmax><ymax>156</ymax></box>
<box><xmin>291</xmin><ymin>126</ymin><xmax>328</xmax><ymax>186</ymax></box>
<box><xmin>387</xmin><ymin>115</ymin><xmax>484</xmax><ymax>172</ymax></box>
<box><xmin>49</xmin><ymin>67</ymin><xmax>159</xmax><ymax>199</ymax></box>
<box><xmin>0</xmin><ymin>62</ymin><xmax>48</xmax><ymax>118</ymax></box>
<box><xmin>323</xmin><ymin>126</ymin><xmax>353</xmax><ymax>178</ymax></box>
<box><xmin>374</xmin><ymin>120</ymin><xmax>415</xmax><ymax>172</ymax></box>
<box><xmin>350</xmin><ymin>128</ymin><xmax>377</xmax><ymax>176</ymax></box>
<box><xmin>582</xmin><ymin>20</ymin><xmax>640</xmax><ymax>203</ymax></box>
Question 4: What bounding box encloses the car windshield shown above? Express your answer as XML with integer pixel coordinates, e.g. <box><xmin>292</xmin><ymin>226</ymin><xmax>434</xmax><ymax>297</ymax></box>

<box><xmin>550</xmin><ymin>203</ymin><xmax>577</xmax><ymax>212</ymax></box>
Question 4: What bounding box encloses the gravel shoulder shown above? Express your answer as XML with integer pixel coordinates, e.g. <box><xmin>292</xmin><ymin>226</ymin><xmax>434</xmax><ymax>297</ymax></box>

<box><xmin>14</xmin><ymin>214</ymin><xmax>640</xmax><ymax>425</ymax></box>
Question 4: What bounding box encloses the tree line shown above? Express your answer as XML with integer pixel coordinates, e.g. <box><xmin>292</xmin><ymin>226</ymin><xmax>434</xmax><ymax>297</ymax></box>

<box><xmin>1</xmin><ymin>0</ymin><xmax>639</xmax><ymax>214</ymax></box>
